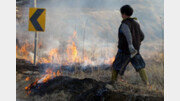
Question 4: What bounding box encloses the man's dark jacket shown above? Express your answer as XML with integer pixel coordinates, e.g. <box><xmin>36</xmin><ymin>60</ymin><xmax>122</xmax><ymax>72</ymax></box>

<box><xmin>118</xmin><ymin>18</ymin><xmax>144</xmax><ymax>54</ymax></box>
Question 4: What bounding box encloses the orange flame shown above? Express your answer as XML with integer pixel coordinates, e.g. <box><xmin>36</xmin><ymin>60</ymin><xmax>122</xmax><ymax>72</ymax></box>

<box><xmin>83</xmin><ymin>56</ymin><xmax>93</xmax><ymax>64</ymax></box>
<box><xmin>36</xmin><ymin>68</ymin><xmax>62</xmax><ymax>83</ymax></box>
<box><xmin>57</xmin><ymin>70</ymin><xmax>60</xmax><ymax>76</ymax></box>
<box><xmin>16</xmin><ymin>41</ymin><xmax>33</xmax><ymax>63</ymax></box>
<box><xmin>23</xmin><ymin>29</ymin><xmax>117</xmax><ymax>95</ymax></box>
<box><xmin>104</xmin><ymin>57</ymin><xmax>115</xmax><ymax>64</ymax></box>
<box><xmin>66</xmin><ymin>41</ymin><xmax>81</xmax><ymax>64</ymax></box>
<box><xmin>25</xmin><ymin>77</ymin><xmax>30</xmax><ymax>81</ymax></box>
<box><xmin>25</xmin><ymin>86</ymin><xmax>28</xmax><ymax>90</ymax></box>
<box><xmin>38</xmin><ymin>48</ymin><xmax>60</xmax><ymax>64</ymax></box>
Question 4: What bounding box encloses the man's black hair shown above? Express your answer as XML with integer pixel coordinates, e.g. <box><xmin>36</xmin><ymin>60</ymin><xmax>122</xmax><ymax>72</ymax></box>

<box><xmin>120</xmin><ymin>5</ymin><xmax>133</xmax><ymax>16</ymax></box>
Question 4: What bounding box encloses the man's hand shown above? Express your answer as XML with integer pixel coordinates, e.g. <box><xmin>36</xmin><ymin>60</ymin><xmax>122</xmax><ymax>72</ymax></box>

<box><xmin>129</xmin><ymin>45</ymin><xmax>137</xmax><ymax>58</ymax></box>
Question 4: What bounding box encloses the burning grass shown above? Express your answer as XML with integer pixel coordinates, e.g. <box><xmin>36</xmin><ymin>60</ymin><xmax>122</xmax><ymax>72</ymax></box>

<box><xmin>16</xmin><ymin>29</ymin><xmax>115</xmax><ymax>66</ymax></box>
<box><xmin>16</xmin><ymin>50</ymin><xmax>164</xmax><ymax>101</ymax></box>
<box><xmin>16</xmin><ymin>34</ymin><xmax>163</xmax><ymax>100</ymax></box>
<box><xmin>16</xmin><ymin>36</ymin><xmax>164</xmax><ymax>100</ymax></box>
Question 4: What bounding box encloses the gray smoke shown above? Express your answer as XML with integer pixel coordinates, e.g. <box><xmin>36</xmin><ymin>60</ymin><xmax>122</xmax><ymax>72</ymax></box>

<box><xmin>16</xmin><ymin>0</ymin><xmax>164</xmax><ymax>65</ymax></box>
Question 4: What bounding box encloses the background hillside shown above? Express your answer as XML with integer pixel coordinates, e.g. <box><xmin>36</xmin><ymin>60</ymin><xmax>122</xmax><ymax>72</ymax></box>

<box><xmin>17</xmin><ymin>0</ymin><xmax>164</xmax><ymax>61</ymax></box>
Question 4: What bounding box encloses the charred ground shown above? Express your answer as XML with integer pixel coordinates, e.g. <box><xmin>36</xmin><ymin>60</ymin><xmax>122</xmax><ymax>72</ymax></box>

<box><xmin>16</xmin><ymin>58</ymin><xmax>163</xmax><ymax>101</ymax></box>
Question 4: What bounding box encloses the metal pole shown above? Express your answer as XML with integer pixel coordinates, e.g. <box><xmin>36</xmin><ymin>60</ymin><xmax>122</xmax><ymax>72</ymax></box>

<box><xmin>33</xmin><ymin>0</ymin><xmax>38</xmax><ymax>66</ymax></box>
<box><xmin>34</xmin><ymin>32</ymin><xmax>38</xmax><ymax>65</ymax></box>
<box><xmin>34</xmin><ymin>0</ymin><xmax>37</xmax><ymax>7</ymax></box>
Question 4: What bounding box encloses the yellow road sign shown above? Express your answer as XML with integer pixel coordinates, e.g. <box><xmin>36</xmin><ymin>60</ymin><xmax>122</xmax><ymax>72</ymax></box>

<box><xmin>28</xmin><ymin>8</ymin><xmax>46</xmax><ymax>32</ymax></box>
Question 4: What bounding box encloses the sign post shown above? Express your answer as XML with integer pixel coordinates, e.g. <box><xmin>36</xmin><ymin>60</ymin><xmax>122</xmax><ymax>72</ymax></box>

<box><xmin>28</xmin><ymin>0</ymin><xmax>46</xmax><ymax>65</ymax></box>
<box><xmin>34</xmin><ymin>32</ymin><xmax>38</xmax><ymax>65</ymax></box>
<box><xmin>34</xmin><ymin>0</ymin><xmax>38</xmax><ymax>66</ymax></box>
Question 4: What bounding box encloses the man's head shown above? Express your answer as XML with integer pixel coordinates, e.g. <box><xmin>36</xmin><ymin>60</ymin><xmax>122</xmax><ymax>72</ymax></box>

<box><xmin>120</xmin><ymin>5</ymin><xmax>133</xmax><ymax>19</ymax></box>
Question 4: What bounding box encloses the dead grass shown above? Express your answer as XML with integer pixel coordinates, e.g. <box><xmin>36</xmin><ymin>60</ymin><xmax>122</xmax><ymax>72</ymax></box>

<box><xmin>16</xmin><ymin>51</ymin><xmax>164</xmax><ymax>101</ymax></box>
<box><xmin>66</xmin><ymin>52</ymin><xmax>164</xmax><ymax>93</ymax></box>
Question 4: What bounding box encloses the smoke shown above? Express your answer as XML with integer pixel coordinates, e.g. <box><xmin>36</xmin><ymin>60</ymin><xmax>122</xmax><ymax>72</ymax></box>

<box><xmin>16</xmin><ymin>0</ymin><xmax>164</xmax><ymax>65</ymax></box>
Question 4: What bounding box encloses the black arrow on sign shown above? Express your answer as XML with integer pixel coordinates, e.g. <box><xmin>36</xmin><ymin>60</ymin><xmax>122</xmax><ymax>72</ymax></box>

<box><xmin>30</xmin><ymin>9</ymin><xmax>45</xmax><ymax>31</ymax></box>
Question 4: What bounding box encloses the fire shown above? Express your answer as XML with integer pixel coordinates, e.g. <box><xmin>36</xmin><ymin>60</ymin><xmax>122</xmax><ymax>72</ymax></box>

<box><xmin>25</xmin><ymin>86</ymin><xmax>28</xmax><ymax>90</ymax></box>
<box><xmin>38</xmin><ymin>48</ymin><xmax>61</xmax><ymax>64</ymax></box>
<box><xmin>53</xmin><ymin>72</ymin><xmax>56</xmax><ymax>77</ymax></box>
<box><xmin>16</xmin><ymin>41</ymin><xmax>33</xmax><ymax>63</ymax></box>
<box><xmin>20</xmin><ymin>44</ymin><xmax>29</xmax><ymax>56</ymax></box>
<box><xmin>16</xmin><ymin>45</ymin><xmax>18</xmax><ymax>57</ymax></box>
<box><xmin>109</xmin><ymin>57</ymin><xmax>115</xmax><ymax>63</ymax></box>
<box><xmin>66</xmin><ymin>42</ymin><xmax>80</xmax><ymax>63</ymax></box>
<box><xmin>66</xmin><ymin>30</ymin><xmax>82</xmax><ymax>64</ymax></box>
<box><xmin>104</xmin><ymin>57</ymin><xmax>115</xmax><ymax>64</ymax></box>
<box><xmin>57</xmin><ymin>70</ymin><xmax>60</xmax><ymax>76</ymax></box>
<box><xmin>83</xmin><ymin>56</ymin><xmax>93</xmax><ymax>65</ymax></box>
<box><xmin>23</xmin><ymin>29</ymin><xmax>116</xmax><ymax>95</ymax></box>
<box><xmin>25</xmin><ymin>77</ymin><xmax>30</xmax><ymax>81</ymax></box>
<box><xmin>48</xmin><ymin>48</ymin><xmax>60</xmax><ymax>63</ymax></box>
<box><xmin>37</xmin><ymin>68</ymin><xmax>62</xmax><ymax>83</ymax></box>
<box><xmin>38</xmin><ymin>57</ymin><xmax>51</xmax><ymax>64</ymax></box>
<box><xmin>17</xmin><ymin>30</ymin><xmax>115</xmax><ymax>66</ymax></box>
<box><xmin>16</xmin><ymin>30</ymin><xmax>94</xmax><ymax>65</ymax></box>
<box><xmin>42</xmin><ymin>74</ymin><xmax>52</xmax><ymax>83</ymax></box>
<box><xmin>25</xmin><ymin>69</ymin><xmax>62</xmax><ymax>94</ymax></box>
<box><xmin>33</xmin><ymin>79</ymin><xmax>38</xmax><ymax>86</ymax></box>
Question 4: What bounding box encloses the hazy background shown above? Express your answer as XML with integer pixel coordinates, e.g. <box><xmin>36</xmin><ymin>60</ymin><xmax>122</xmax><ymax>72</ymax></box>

<box><xmin>16</xmin><ymin>0</ymin><xmax>164</xmax><ymax>65</ymax></box>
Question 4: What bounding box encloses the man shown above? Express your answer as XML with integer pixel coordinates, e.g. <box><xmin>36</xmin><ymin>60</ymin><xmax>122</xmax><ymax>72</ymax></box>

<box><xmin>111</xmin><ymin>5</ymin><xmax>149</xmax><ymax>85</ymax></box>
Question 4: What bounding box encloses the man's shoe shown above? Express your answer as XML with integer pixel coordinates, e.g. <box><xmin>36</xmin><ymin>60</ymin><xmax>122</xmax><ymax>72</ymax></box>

<box><xmin>138</xmin><ymin>68</ymin><xmax>149</xmax><ymax>85</ymax></box>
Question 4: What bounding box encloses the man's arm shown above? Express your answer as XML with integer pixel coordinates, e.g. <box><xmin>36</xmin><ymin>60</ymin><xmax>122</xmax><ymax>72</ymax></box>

<box><xmin>121</xmin><ymin>23</ymin><xmax>137</xmax><ymax>58</ymax></box>
<box><xmin>121</xmin><ymin>23</ymin><xmax>133</xmax><ymax>47</ymax></box>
